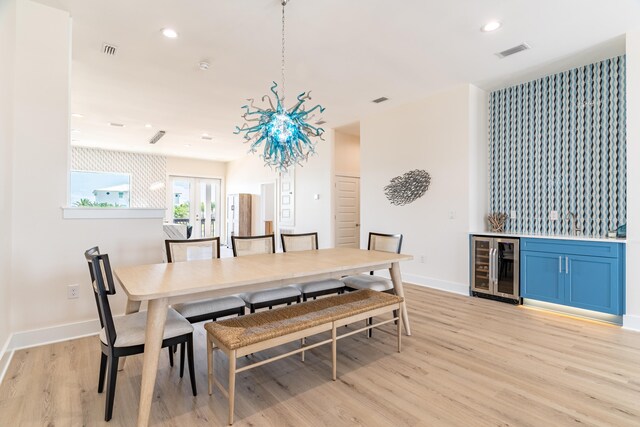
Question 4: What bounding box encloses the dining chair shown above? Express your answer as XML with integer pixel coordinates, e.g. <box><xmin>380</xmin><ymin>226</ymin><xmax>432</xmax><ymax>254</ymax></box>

<box><xmin>84</xmin><ymin>247</ymin><xmax>197</xmax><ymax>421</ymax></box>
<box><xmin>165</xmin><ymin>237</ymin><xmax>245</xmax><ymax>373</ymax></box>
<box><xmin>340</xmin><ymin>232</ymin><xmax>403</xmax><ymax>336</ymax></box>
<box><xmin>232</xmin><ymin>234</ymin><xmax>302</xmax><ymax>313</ymax></box>
<box><xmin>281</xmin><ymin>232</ymin><xmax>345</xmax><ymax>301</ymax></box>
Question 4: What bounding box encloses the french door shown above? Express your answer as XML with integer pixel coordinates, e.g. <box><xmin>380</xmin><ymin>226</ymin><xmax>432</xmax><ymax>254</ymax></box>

<box><xmin>169</xmin><ymin>176</ymin><xmax>221</xmax><ymax>239</ymax></box>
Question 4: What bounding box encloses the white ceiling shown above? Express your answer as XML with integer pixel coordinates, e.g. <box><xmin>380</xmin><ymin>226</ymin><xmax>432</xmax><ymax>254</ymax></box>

<box><xmin>37</xmin><ymin>0</ymin><xmax>640</xmax><ymax>161</ymax></box>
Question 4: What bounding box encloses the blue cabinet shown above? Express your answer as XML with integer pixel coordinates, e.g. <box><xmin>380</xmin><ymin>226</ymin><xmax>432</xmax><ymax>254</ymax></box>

<box><xmin>520</xmin><ymin>238</ymin><xmax>625</xmax><ymax>315</ymax></box>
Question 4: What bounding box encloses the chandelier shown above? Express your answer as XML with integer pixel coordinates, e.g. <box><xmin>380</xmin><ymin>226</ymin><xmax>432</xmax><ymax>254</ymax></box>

<box><xmin>234</xmin><ymin>0</ymin><xmax>325</xmax><ymax>171</ymax></box>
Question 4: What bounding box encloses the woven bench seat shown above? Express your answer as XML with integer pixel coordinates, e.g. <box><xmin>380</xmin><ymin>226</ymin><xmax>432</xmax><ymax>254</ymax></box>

<box><xmin>205</xmin><ymin>289</ymin><xmax>403</xmax><ymax>425</ymax></box>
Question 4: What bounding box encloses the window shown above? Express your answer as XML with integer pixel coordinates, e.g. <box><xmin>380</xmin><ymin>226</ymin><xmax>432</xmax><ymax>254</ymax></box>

<box><xmin>70</xmin><ymin>171</ymin><xmax>131</xmax><ymax>208</ymax></box>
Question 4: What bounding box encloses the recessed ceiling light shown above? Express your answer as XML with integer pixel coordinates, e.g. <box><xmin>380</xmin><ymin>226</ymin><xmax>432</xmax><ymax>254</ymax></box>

<box><xmin>71</xmin><ymin>113</ymin><xmax>84</xmax><ymax>118</ymax></box>
<box><xmin>199</xmin><ymin>61</ymin><xmax>210</xmax><ymax>70</ymax></box>
<box><xmin>184</xmin><ymin>144</ymin><xmax>191</xmax><ymax>147</ymax></box>
<box><xmin>145</xmin><ymin>123</ymin><xmax>152</xmax><ymax>128</ymax></box>
<box><xmin>162</xmin><ymin>28</ymin><xmax>179</xmax><ymax>38</ymax></box>
<box><xmin>481</xmin><ymin>20</ymin><xmax>502</xmax><ymax>32</ymax></box>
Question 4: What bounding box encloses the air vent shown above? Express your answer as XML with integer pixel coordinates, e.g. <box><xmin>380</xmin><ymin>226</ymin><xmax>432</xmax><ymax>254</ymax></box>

<box><xmin>149</xmin><ymin>130</ymin><xmax>166</xmax><ymax>144</ymax></box>
<box><xmin>315</xmin><ymin>120</ymin><xmax>327</xmax><ymax>125</ymax></box>
<box><xmin>109</xmin><ymin>122</ymin><xmax>125</xmax><ymax>127</ymax></box>
<box><xmin>496</xmin><ymin>43</ymin><xmax>531</xmax><ymax>59</ymax></box>
<box><xmin>102</xmin><ymin>43</ymin><xmax>118</xmax><ymax>56</ymax></box>
<box><xmin>201</xmin><ymin>135</ymin><xmax>213</xmax><ymax>141</ymax></box>
<box><xmin>372</xmin><ymin>97</ymin><xmax>389</xmax><ymax>104</ymax></box>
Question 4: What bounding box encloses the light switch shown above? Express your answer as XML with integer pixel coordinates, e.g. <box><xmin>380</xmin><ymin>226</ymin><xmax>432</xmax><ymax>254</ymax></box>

<box><xmin>313</xmin><ymin>194</ymin><xmax>320</xmax><ymax>200</ymax></box>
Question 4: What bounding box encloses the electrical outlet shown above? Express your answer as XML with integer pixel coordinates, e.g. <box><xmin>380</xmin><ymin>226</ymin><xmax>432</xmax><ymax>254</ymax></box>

<box><xmin>549</xmin><ymin>210</ymin><xmax>559</xmax><ymax>221</ymax></box>
<box><xmin>420</xmin><ymin>255</ymin><xmax>426</xmax><ymax>263</ymax></box>
<box><xmin>510</xmin><ymin>210</ymin><xmax>517</xmax><ymax>219</ymax></box>
<box><xmin>67</xmin><ymin>284</ymin><xmax>79</xmax><ymax>299</ymax></box>
<box><xmin>448</xmin><ymin>210</ymin><xmax>456</xmax><ymax>220</ymax></box>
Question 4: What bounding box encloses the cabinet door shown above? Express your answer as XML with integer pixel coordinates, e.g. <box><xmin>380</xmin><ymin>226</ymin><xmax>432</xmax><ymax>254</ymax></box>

<box><xmin>565</xmin><ymin>255</ymin><xmax>620</xmax><ymax>314</ymax></box>
<box><xmin>521</xmin><ymin>251</ymin><xmax>564</xmax><ymax>304</ymax></box>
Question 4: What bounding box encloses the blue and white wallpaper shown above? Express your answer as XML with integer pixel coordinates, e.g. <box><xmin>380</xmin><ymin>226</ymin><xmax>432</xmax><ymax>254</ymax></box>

<box><xmin>489</xmin><ymin>55</ymin><xmax>626</xmax><ymax>237</ymax></box>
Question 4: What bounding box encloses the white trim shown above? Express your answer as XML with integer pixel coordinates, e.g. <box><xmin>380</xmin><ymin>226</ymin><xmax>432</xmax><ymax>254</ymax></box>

<box><xmin>373</xmin><ymin>270</ymin><xmax>470</xmax><ymax>296</ymax></box>
<box><xmin>62</xmin><ymin>207</ymin><xmax>166</xmax><ymax>219</ymax></box>
<box><xmin>623</xmin><ymin>314</ymin><xmax>640</xmax><ymax>332</ymax></box>
<box><xmin>0</xmin><ymin>335</ymin><xmax>14</xmax><ymax>385</ymax></box>
<box><xmin>8</xmin><ymin>318</ymin><xmax>101</xmax><ymax>351</ymax></box>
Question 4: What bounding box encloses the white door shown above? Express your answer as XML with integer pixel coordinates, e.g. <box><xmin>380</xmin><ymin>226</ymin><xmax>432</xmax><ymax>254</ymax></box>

<box><xmin>335</xmin><ymin>176</ymin><xmax>360</xmax><ymax>248</ymax></box>
<box><xmin>169</xmin><ymin>176</ymin><xmax>221</xmax><ymax>239</ymax></box>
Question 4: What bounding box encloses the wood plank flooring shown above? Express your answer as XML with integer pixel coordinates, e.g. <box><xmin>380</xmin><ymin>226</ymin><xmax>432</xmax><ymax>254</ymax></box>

<box><xmin>1</xmin><ymin>284</ymin><xmax>640</xmax><ymax>426</ymax></box>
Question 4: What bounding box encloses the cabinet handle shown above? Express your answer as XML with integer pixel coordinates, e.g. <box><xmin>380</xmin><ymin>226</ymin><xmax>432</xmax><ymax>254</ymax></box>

<box><xmin>558</xmin><ymin>256</ymin><xmax>562</xmax><ymax>273</ymax></box>
<box><xmin>565</xmin><ymin>256</ymin><xmax>569</xmax><ymax>274</ymax></box>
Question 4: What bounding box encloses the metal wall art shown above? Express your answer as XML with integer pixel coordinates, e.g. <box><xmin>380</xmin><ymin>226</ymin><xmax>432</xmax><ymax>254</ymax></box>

<box><xmin>384</xmin><ymin>169</ymin><xmax>431</xmax><ymax>206</ymax></box>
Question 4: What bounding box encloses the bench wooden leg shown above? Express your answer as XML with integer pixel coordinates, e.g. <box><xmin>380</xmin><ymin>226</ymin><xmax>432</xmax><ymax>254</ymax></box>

<box><xmin>397</xmin><ymin>304</ymin><xmax>402</xmax><ymax>353</ymax></box>
<box><xmin>331</xmin><ymin>325</ymin><xmax>337</xmax><ymax>381</ymax></box>
<box><xmin>207</xmin><ymin>334</ymin><xmax>214</xmax><ymax>396</ymax></box>
<box><xmin>228</xmin><ymin>350</ymin><xmax>237</xmax><ymax>425</ymax></box>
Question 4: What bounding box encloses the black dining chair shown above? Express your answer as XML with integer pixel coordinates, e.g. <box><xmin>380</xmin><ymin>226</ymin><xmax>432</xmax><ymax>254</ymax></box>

<box><xmin>84</xmin><ymin>247</ymin><xmax>197</xmax><ymax>421</ymax></box>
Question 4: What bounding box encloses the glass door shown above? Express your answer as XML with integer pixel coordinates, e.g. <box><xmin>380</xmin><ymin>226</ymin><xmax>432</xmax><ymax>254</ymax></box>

<box><xmin>495</xmin><ymin>239</ymin><xmax>520</xmax><ymax>298</ymax></box>
<box><xmin>169</xmin><ymin>176</ymin><xmax>221</xmax><ymax>239</ymax></box>
<box><xmin>472</xmin><ymin>237</ymin><xmax>492</xmax><ymax>294</ymax></box>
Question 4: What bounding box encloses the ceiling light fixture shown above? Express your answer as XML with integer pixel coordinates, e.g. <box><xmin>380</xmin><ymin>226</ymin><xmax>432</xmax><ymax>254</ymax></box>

<box><xmin>145</xmin><ymin>123</ymin><xmax>152</xmax><ymax>128</ymax></box>
<box><xmin>71</xmin><ymin>113</ymin><xmax>84</xmax><ymax>118</ymax></box>
<box><xmin>234</xmin><ymin>0</ymin><xmax>326</xmax><ymax>171</ymax></box>
<box><xmin>481</xmin><ymin>20</ymin><xmax>502</xmax><ymax>32</ymax></box>
<box><xmin>162</xmin><ymin>28</ymin><xmax>179</xmax><ymax>38</ymax></box>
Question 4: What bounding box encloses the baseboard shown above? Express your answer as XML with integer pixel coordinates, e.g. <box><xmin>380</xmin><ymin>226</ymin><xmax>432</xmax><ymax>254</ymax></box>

<box><xmin>8</xmin><ymin>318</ymin><xmax>101</xmax><ymax>351</ymax></box>
<box><xmin>623</xmin><ymin>314</ymin><xmax>640</xmax><ymax>332</ymax></box>
<box><xmin>400</xmin><ymin>273</ymin><xmax>469</xmax><ymax>296</ymax></box>
<box><xmin>0</xmin><ymin>334</ymin><xmax>14</xmax><ymax>385</ymax></box>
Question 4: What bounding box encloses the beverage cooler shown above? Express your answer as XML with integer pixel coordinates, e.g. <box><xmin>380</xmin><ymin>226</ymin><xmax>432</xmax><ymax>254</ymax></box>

<box><xmin>471</xmin><ymin>236</ymin><xmax>520</xmax><ymax>302</ymax></box>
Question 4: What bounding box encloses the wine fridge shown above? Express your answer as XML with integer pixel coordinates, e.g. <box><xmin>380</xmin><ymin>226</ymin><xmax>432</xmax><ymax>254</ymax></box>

<box><xmin>471</xmin><ymin>236</ymin><xmax>520</xmax><ymax>302</ymax></box>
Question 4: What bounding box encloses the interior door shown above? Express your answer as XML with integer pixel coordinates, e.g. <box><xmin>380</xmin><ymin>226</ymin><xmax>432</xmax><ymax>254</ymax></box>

<box><xmin>335</xmin><ymin>176</ymin><xmax>360</xmax><ymax>248</ymax></box>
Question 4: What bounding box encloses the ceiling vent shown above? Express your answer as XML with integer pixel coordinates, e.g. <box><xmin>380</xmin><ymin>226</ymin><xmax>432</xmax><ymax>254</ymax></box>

<box><xmin>102</xmin><ymin>43</ymin><xmax>118</xmax><ymax>56</ymax></box>
<box><xmin>109</xmin><ymin>122</ymin><xmax>124</xmax><ymax>127</ymax></box>
<box><xmin>372</xmin><ymin>97</ymin><xmax>389</xmax><ymax>104</ymax></box>
<box><xmin>201</xmin><ymin>135</ymin><xmax>213</xmax><ymax>141</ymax></box>
<box><xmin>315</xmin><ymin>120</ymin><xmax>327</xmax><ymax>125</ymax></box>
<box><xmin>149</xmin><ymin>130</ymin><xmax>166</xmax><ymax>144</ymax></box>
<box><xmin>496</xmin><ymin>43</ymin><xmax>531</xmax><ymax>59</ymax></box>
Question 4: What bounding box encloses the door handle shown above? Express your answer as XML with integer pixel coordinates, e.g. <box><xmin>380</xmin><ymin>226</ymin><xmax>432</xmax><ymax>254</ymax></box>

<box><xmin>559</xmin><ymin>256</ymin><xmax>562</xmax><ymax>273</ymax></box>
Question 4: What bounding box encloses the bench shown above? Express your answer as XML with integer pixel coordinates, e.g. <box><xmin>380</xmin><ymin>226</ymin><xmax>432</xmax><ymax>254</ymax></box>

<box><xmin>205</xmin><ymin>289</ymin><xmax>404</xmax><ymax>425</ymax></box>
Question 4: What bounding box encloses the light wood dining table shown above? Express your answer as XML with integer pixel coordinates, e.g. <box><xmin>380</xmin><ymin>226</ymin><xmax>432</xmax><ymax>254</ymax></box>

<box><xmin>114</xmin><ymin>247</ymin><xmax>412</xmax><ymax>427</ymax></box>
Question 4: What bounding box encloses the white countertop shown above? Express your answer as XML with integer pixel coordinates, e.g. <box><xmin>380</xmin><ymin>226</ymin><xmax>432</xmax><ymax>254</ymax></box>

<box><xmin>469</xmin><ymin>231</ymin><xmax>626</xmax><ymax>243</ymax></box>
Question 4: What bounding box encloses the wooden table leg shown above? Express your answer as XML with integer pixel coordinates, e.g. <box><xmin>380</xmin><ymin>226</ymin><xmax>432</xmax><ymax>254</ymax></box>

<box><xmin>389</xmin><ymin>262</ymin><xmax>411</xmax><ymax>336</ymax></box>
<box><xmin>137</xmin><ymin>298</ymin><xmax>168</xmax><ymax>427</ymax></box>
<box><xmin>119</xmin><ymin>299</ymin><xmax>142</xmax><ymax>371</ymax></box>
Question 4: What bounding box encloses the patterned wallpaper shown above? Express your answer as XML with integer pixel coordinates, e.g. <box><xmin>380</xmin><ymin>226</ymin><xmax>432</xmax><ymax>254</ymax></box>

<box><xmin>71</xmin><ymin>147</ymin><xmax>166</xmax><ymax>208</ymax></box>
<box><xmin>489</xmin><ymin>55</ymin><xmax>626</xmax><ymax>237</ymax></box>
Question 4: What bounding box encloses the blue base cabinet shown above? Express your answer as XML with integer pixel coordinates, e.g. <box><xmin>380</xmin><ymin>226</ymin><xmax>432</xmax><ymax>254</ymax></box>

<box><xmin>520</xmin><ymin>238</ymin><xmax>625</xmax><ymax>315</ymax></box>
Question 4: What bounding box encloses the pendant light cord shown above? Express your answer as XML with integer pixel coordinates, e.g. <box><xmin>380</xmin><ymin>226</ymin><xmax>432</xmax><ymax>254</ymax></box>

<box><xmin>281</xmin><ymin>0</ymin><xmax>287</xmax><ymax>103</ymax></box>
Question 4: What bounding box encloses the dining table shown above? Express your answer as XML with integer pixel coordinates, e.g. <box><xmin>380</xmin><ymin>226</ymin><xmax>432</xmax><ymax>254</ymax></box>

<box><xmin>114</xmin><ymin>247</ymin><xmax>413</xmax><ymax>427</ymax></box>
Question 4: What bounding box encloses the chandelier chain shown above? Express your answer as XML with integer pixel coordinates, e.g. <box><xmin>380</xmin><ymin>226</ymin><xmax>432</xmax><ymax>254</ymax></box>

<box><xmin>281</xmin><ymin>0</ymin><xmax>286</xmax><ymax>103</ymax></box>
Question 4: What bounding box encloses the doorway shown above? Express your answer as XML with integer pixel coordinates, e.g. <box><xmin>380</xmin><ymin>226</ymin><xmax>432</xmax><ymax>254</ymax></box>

<box><xmin>335</xmin><ymin>175</ymin><xmax>360</xmax><ymax>248</ymax></box>
<box><xmin>169</xmin><ymin>176</ymin><xmax>221</xmax><ymax>239</ymax></box>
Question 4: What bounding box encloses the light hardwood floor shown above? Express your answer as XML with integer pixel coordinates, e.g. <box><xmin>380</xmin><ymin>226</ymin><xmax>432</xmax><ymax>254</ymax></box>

<box><xmin>1</xmin><ymin>284</ymin><xmax>640</xmax><ymax>426</ymax></box>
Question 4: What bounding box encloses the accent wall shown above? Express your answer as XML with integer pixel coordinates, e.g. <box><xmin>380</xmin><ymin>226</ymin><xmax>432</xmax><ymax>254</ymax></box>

<box><xmin>489</xmin><ymin>56</ymin><xmax>627</xmax><ymax>236</ymax></box>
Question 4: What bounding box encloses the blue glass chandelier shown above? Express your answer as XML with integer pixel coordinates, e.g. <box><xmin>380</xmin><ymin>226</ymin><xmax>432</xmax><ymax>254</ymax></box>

<box><xmin>234</xmin><ymin>0</ymin><xmax>325</xmax><ymax>171</ymax></box>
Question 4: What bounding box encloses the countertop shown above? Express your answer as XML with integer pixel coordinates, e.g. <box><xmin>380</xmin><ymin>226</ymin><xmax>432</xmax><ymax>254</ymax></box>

<box><xmin>469</xmin><ymin>231</ymin><xmax>626</xmax><ymax>244</ymax></box>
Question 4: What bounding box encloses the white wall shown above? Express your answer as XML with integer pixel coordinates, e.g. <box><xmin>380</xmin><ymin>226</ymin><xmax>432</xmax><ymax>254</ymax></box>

<box><xmin>8</xmin><ymin>0</ymin><xmax>165</xmax><ymax>342</ymax></box>
<box><xmin>226</xmin><ymin>131</ymin><xmax>335</xmax><ymax>248</ymax></box>
<box><xmin>335</xmin><ymin>131</ymin><xmax>360</xmax><ymax>177</ymax></box>
<box><xmin>0</xmin><ymin>0</ymin><xmax>17</xmax><ymax>357</ymax></box>
<box><xmin>625</xmin><ymin>31</ymin><xmax>640</xmax><ymax>330</ymax></box>
<box><xmin>360</xmin><ymin>85</ymin><xmax>487</xmax><ymax>293</ymax></box>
